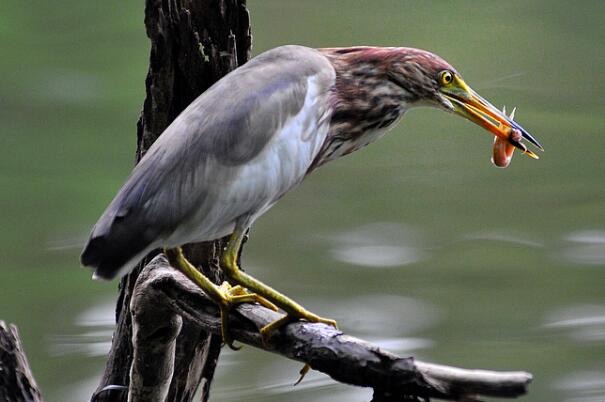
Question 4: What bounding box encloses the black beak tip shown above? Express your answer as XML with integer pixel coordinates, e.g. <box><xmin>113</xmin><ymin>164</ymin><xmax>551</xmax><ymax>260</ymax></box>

<box><xmin>512</xmin><ymin>122</ymin><xmax>543</xmax><ymax>151</ymax></box>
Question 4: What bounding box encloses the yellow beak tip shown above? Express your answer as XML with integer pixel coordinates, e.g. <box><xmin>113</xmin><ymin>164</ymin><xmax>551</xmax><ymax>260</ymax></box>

<box><xmin>524</xmin><ymin>150</ymin><xmax>540</xmax><ymax>160</ymax></box>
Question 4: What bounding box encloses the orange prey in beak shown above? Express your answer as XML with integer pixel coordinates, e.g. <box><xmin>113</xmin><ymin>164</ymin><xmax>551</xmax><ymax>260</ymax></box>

<box><xmin>438</xmin><ymin>72</ymin><xmax>543</xmax><ymax>166</ymax></box>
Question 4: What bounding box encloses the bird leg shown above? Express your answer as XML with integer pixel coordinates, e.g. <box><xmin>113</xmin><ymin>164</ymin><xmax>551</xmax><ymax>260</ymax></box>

<box><xmin>220</xmin><ymin>230</ymin><xmax>338</xmax><ymax>342</ymax></box>
<box><xmin>164</xmin><ymin>247</ymin><xmax>277</xmax><ymax>349</ymax></box>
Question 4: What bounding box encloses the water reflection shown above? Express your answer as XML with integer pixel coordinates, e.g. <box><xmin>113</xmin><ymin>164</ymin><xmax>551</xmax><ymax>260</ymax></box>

<box><xmin>326</xmin><ymin>223</ymin><xmax>426</xmax><ymax>267</ymax></box>
<box><xmin>214</xmin><ymin>338</ymin><xmax>425</xmax><ymax>401</ymax></box>
<box><xmin>543</xmin><ymin>304</ymin><xmax>605</xmax><ymax>342</ymax></box>
<box><xmin>562</xmin><ymin>230</ymin><xmax>605</xmax><ymax>266</ymax></box>
<box><xmin>328</xmin><ymin>294</ymin><xmax>441</xmax><ymax>337</ymax></box>
<box><xmin>367</xmin><ymin>337</ymin><xmax>433</xmax><ymax>354</ymax></box>
<box><xmin>49</xmin><ymin>298</ymin><xmax>114</xmax><ymax>357</ymax></box>
<box><xmin>56</xmin><ymin>375</ymin><xmax>103</xmax><ymax>402</ymax></box>
<box><xmin>214</xmin><ymin>349</ymin><xmax>373</xmax><ymax>401</ymax></box>
<box><xmin>554</xmin><ymin>370</ymin><xmax>605</xmax><ymax>402</ymax></box>
<box><xmin>212</xmin><ymin>370</ymin><xmax>371</xmax><ymax>402</ymax></box>
<box><xmin>459</xmin><ymin>229</ymin><xmax>544</xmax><ymax>248</ymax></box>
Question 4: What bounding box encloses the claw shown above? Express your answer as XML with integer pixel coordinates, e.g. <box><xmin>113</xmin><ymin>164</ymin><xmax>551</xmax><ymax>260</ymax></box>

<box><xmin>260</xmin><ymin>315</ymin><xmax>292</xmax><ymax>346</ymax></box>
<box><xmin>318</xmin><ymin>317</ymin><xmax>338</xmax><ymax>328</ymax></box>
<box><xmin>260</xmin><ymin>313</ymin><xmax>338</xmax><ymax>348</ymax></box>
<box><xmin>221</xmin><ymin>282</ymin><xmax>279</xmax><ymax>311</ymax></box>
<box><xmin>252</xmin><ymin>296</ymin><xmax>279</xmax><ymax>312</ymax></box>
<box><xmin>220</xmin><ymin>303</ymin><xmax>241</xmax><ymax>350</ymax></box>
<box><xmin>258</xmin><ymin>313</ymin><xmax>337</xmax><ymax>386</ymax></box>
<box><xmin>294</xmin><ymin>364</ymin><xmax>311</xmax><ymax>386</ymax></box>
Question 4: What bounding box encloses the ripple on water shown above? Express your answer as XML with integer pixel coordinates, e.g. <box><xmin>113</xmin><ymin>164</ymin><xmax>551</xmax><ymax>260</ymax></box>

<box><xmin>326</xmin><ymin>222</ymin><xmax>426</xmax><ymax>268</ymax></box>
<box><xmin>212</xmin><ymin>370</ymin><xmax>371</xmax><ymax>402</ymax></box>
<box><xmin>367</xmin><ymin>337</ymin><xmax>434</xmax><ymax>353</ymax></box>
<box><xmin>214</xmin><ymin>338</ymin><xmax>427</xmax><ymax>401</ymax></box>
<box><xmin>543</xmin><ymin>304</ymin><xmax>605</xmax><ymax>342</ymax></box>
<box><xmin>329</xmin><ymin>294</ymin><xmax>441</xmax><ymax>337</ymax></box>
<box><xmin>460</xmin><ymin>229</ymin><xmax>544</xmax><ymax>248</ymax></box>
<box><xmin>55</xmin><ymin>375</ymin><xmax>105</xmax><ymax>402</ymax></box>
<box><xmin>562</xmin><ymin>230</ymin><xmax>605</xmax><ymax>266</ymax></box>
<box><xmin>554</xmin><ymin>370</ymin><xmax>605</xmax><ymax>402</ymax></box>
<box><xmin>48</xmin><ymin>298</ymin><xmax>115</xmax><ymax>357</ymax></box>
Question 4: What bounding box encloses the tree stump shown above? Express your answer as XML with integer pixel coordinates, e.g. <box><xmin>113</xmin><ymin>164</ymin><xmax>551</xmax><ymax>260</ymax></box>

<box><xmin>0</xmin><ymin>321</ymin><xmax>43</xmax><ymax>402</ymax></box>
<box><xmin>92</xmin><ymin>1</ymin><xmax>251</xmax><ymax>401</ymax></box>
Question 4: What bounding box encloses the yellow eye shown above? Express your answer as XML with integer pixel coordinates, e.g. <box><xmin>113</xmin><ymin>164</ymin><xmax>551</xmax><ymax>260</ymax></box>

<box><xmin>440</xmin><ymin>71</ymin><xmax>453</xmax><ymax>85</ymax></box>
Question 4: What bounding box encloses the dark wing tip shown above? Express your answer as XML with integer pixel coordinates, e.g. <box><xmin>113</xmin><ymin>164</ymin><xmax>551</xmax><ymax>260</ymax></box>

<box><xmin>80</xmin><ymin>236</ymin><xmax>127</xmax><ymax>281</ymax></box>
<box><xmin>81</xmin><ymin>237</ymin><xmax>117</xmax><ymax>280</ymax></box>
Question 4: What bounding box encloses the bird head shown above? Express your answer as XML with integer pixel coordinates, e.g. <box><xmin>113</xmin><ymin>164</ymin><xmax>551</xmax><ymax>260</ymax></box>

<box><xmin>385</xmin><ymin>48</ymin><xmax>543</xmax><ymax>163</ymax></box>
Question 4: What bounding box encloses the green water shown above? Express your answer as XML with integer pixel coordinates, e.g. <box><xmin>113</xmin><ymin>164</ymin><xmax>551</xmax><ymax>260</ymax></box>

<box><xmin>1</xmin><ymin>1</ymin><xmax>604</xmax><ymax>401</ymax></box>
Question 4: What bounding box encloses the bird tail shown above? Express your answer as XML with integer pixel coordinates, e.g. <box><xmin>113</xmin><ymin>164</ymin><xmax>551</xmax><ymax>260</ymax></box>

<box><xmin>80</xmin><ymin>185</ymin><xmax>160</xmax><ymax>280</ymax></box>
<box><xmin>80</xmin><ymin>227</ymin><xmax>154</xmax><ymax>280</ymax></box>
<box><xmin>81</xmin><ymin>148</ymin><xmax>184</xmax><ymax>280</ymax></box>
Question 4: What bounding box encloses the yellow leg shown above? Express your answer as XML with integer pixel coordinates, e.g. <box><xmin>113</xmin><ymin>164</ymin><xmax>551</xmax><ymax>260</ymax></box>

<box><xmin>220</xmin><ymin>230</ymin><xmax>338</xmax><ymax>340</ymax></box>
<box><xmin>164</xmin><ymin>247</ymin><xmax>277</xmax><ymax>349</ymax></box>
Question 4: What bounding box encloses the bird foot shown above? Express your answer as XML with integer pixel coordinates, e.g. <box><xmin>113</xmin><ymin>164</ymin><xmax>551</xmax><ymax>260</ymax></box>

<box><xmin>259</xmin><ymin>309</ymin><xmax>337</xmax><ymax>349</ymax></box>
<box><xmin>259</xmin><ymin>310</ymin><xmax>337</xmax><ymax>341</ymax></box>
<box><xmin>217</xmin><ymin>281</ymin><xmax>279</xmax><ymax>350</ymax></box>
<box><xmin>219</xmin><ymin>282</ymin><xmax>279</xmax><ymax>311</ymax></box>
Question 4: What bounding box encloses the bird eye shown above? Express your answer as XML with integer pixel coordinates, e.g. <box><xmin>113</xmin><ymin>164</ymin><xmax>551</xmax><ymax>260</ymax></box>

<box><xmin>440</xmin><ymin>71</ymin><xmax>453</xmax><ymax>86</ymax></box>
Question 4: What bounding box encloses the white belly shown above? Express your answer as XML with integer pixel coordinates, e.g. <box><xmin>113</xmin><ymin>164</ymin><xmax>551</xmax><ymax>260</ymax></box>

<box><xmin>164</xmin><ymin>76</ymin><xmax>330</xmax><ymax>245</ymax></box>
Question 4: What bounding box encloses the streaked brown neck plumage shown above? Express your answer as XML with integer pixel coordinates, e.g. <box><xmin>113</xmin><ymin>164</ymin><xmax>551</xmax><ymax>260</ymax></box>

<box><xmin>310</xmin><ymin>47</ymin><xmax>448</xmax><ymax>170</ymax></box>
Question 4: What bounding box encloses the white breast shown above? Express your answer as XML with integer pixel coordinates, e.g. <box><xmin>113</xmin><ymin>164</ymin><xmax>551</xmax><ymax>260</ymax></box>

<box><xmin>165</xmin><ymin>75</ymin><xmax>331</xmax><ymax>245</ymax></box>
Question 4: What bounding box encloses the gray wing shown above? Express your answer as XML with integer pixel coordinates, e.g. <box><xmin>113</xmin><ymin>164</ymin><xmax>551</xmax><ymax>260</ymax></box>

<box><xmin>81</xmin><ymin>45</ymin><xmax>335</xmax><ymax>279</ymax></box>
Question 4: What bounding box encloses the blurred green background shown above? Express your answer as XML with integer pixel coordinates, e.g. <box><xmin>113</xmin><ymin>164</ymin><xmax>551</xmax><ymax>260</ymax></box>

<box><xmin>1</xmin><ymin>1</ymin><xmax>604</xmax><ymax>401</ymax></box>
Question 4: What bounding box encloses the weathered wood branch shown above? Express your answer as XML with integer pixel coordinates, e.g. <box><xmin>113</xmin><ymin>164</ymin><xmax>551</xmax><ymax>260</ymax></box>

<box><xmin>94</xmin><ymin>1</ymin><xmax>251</xmax><ymax>400</ymax></box>
<box><xmin>0</xmin><ymin>321</ymin><xmax>44</xmax><ymax>402</ymax></box>
<box><xmin>129</xmin><ymin>255</ymin><xmax>532</xmax><ymax>402</ymax></box>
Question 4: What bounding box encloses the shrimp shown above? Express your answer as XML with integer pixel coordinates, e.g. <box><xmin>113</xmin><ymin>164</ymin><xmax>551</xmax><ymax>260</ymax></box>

<box><xmin>491</xmin><ymin>107</ymin><xmax>538</xmax><ymax>168</ymax></box>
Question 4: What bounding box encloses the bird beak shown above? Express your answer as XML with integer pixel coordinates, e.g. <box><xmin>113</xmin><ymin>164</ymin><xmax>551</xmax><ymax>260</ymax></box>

<box><xmin>440</xmin><ymin>74</ymin><xmax>543</xmax><ymax>160</ymax></box>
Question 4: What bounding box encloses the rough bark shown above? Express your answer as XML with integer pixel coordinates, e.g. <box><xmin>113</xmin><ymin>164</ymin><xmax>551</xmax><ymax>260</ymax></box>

<box><xmin>128</xmin><ymin>255</ymin><xmax>533</xmax><ymax>402</ymax></box>
<box><xmin>0</xmin><ymin>321</ymin><xmax>44</xmax><ymax>402</ymax></box>
<box><xmin>92</xmin><ymin>1</ymin><xmax>251</xmax><ymax>401</ymax></box>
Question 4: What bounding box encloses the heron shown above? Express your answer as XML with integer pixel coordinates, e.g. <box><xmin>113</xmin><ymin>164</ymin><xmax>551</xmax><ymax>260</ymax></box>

<box><xmin>81</xmin><ymin>45</ymin><xmax>542</xmax><ymax>347</ymax></box>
